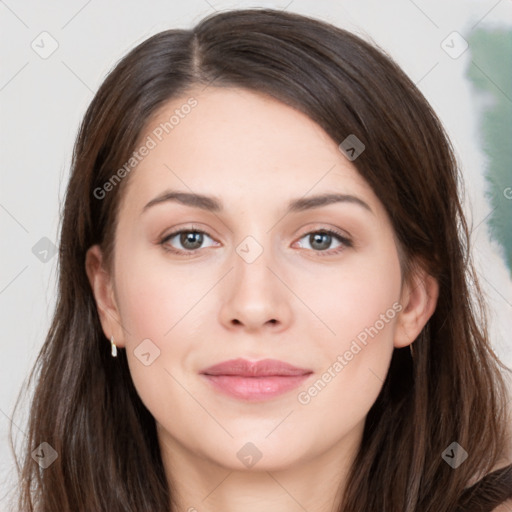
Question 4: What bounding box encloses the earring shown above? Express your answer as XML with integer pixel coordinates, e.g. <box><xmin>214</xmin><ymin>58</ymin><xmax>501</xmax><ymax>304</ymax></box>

<box><xmin>110</xmin><ymin>335</ymin><xmax>117</xmax><ymax>357</ymax></box>
<box><xmin>409</xmin><ymin>343</ymin><xmax>414</xmax><ymax>360</ymax></box>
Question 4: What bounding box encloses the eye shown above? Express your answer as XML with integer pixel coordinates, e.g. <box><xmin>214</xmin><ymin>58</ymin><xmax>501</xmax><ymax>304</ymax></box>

<box><xmin>159</xmin><ymin>227</ymin><xmax>218</xmax><ymax>255</ymax></box>
<box><xmin>295</xmin><ymin>229</ymin><xmax>352</xmax><ymax>255</ymax></box>
<box><xmin>159</xmin><ymin>226</ymin><xmax>352</xmax><ymax>256</ymax></box>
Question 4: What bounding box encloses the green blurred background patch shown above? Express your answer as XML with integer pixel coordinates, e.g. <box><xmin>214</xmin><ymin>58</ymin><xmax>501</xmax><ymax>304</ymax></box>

<box><xmin>467</xmin><ymin>29</ymin><xmax>512</xmax><ymax>275</ymax></box>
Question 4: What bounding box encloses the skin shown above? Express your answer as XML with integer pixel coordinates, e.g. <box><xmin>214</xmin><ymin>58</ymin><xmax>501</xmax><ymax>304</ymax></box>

<box><xmin>86</xmin><ymin>86</ymin><xmax>438</xmax><ymax>512</ymax></box>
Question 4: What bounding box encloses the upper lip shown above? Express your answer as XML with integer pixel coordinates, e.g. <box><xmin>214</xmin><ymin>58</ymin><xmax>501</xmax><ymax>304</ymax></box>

<box><xmin>200</xmin><ymin>358</ymin><xmax>312</xmax><ymax>377</ymax></box>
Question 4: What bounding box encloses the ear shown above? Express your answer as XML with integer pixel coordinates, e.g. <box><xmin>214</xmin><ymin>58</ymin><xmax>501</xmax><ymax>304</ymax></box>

<box><xmin>394</xmin><ymin>268</ymin><xmax>439</xmax><ymax>349</ymax></box>
<box><xmin>85</xmin><ymin>244</ymin><xmax>125</xmax><ymax>348</ymax></box>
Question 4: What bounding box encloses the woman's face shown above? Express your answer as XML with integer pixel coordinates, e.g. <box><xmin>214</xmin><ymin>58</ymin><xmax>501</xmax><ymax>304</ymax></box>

<box><xmin>90</xmin><ymin>86</ymin><xmax>420</xmax><ymax>473</ymax></box>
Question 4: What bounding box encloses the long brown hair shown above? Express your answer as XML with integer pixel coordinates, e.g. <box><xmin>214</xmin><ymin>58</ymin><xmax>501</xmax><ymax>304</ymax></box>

<box><xmin>9</xmin><ymin>8</ymin><xmax>511</xmax><ymax>511</ymax></box>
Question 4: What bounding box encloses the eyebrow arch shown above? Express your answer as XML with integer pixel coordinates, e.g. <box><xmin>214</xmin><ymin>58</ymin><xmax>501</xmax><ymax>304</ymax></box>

<box><xmin>141</xmin><ymin>190</ymin><xmax>373</xmax><ymax>215</ymax></box>
<box><xmin>288</xmin><ymin>193</ymin><xmax>372</xmax><ymax>214</ymax></box>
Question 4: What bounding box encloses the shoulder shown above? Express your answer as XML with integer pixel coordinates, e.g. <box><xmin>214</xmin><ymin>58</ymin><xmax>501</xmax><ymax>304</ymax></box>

<box><xmin>469</xmin><ymin>460</ymin><xmax>512</xmax><ymax>487</ymax></box>
<box><xmin>460</xmin><ymin>462</ymin><xmax>512</xmax><ymax>512</ymax></box>
<box><xmin>489</xmin><ymin>405</ymin><xmax>512</xmax><ymax>510</ymax></box>
<box><xmin>491</xmin><ymin>499</ymin><xmax>512</xmax><ymax>512</ymax></box>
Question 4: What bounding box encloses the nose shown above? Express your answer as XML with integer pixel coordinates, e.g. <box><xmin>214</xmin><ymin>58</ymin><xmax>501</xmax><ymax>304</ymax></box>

<box><xmin>218</xmin><ymin>237</ymin><xmax>293</xmax><ymax>333</ymax></box>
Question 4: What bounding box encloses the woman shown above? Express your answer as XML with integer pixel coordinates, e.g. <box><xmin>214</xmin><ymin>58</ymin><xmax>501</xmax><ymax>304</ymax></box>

<box><xmin>10</xmin><ymin>8</ymin><xmax>512</xmax><ymax>511</ymax></box>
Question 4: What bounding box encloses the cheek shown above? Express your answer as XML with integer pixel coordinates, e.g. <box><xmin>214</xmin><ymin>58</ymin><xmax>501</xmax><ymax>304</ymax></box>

<box><xmin>294</xmin><ymin>250</ymin><xmax>402</xmax><ymax>418</ymax></box>
<box><xmin>114</xmin><ymin>250</ymin><xmax>213</xmax><ymax>342</ymax></box>
<box><xmin>112</xmin><ymin>250</ymin><xmax>218</xmax><ymax>412</ymax></box>
<box><xmin>300</xmin><ymin>249</ymin><xmax>402</xmax><ymax>354</ymax></box>
<box><xmin>113</xmin><ymin>259</ymin><xmax>206</xmax><ymax>430</ymax></box>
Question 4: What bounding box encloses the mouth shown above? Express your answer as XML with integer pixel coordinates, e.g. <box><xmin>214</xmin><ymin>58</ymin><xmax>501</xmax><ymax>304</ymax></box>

<box><xmin>199</xmin><ymin>358</ymin><xmax>313</xmax><ymax>401</ymax></box>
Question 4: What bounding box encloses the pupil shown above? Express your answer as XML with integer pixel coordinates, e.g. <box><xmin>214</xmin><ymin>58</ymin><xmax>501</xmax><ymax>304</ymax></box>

<box><xmin>181</xmin><ymin>232</ymin><xmax>203</xmax><ymax>249</ymax></box>
<box><xmin>311</xmin><ymin>233</ymin><xmax>331</xmax><ymax>250</ymax></box>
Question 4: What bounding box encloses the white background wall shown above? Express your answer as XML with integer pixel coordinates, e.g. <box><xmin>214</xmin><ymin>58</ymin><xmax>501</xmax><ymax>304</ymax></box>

<box><xmin>1</xmin><ymin>0</ymin><xmax>511</xmax><ymax>506</ymax></box>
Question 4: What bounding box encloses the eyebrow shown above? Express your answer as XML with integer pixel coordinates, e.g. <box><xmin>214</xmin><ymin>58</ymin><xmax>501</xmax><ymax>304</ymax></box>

<box><xmin>141</xmin><ymin>190</ymin><xmax>373</xmax><ymax>215</ymax></box>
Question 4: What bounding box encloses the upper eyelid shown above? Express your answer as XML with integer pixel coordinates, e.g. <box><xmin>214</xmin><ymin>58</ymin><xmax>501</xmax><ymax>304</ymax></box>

<box><xmin>161</xmin><ymin>228</ymin><xmax>216</xmax><ymax>244</ymax></box>
<box><xmin>294</xmin><ymin>229</ymin><xmax>351</xmax><ymax>250</ymax></box>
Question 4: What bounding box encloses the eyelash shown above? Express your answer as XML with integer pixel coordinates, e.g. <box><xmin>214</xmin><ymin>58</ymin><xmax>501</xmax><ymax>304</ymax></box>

<box><xmin>159</xmin><ymin>225</ymin><xmax>353</xmax><ymax>257</ymax></box>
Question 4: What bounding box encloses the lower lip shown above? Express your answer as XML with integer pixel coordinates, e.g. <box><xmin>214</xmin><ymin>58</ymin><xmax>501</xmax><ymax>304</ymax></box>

<box><xmin>202</xmin><ymin>374</ymin><xmax>311</xmax><ymax>401</ymax></box>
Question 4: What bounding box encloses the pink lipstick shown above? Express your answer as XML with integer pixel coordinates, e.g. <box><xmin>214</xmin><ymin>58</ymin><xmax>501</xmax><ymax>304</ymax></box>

<box><xmin>200</xmin><ymin>358</ymin><xmax>313</xmax><ymax>401</ymax></box>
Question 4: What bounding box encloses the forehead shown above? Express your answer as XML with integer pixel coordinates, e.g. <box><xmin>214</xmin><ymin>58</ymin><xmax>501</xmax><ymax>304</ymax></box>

<box><xmin>121</xmin><ymin>86</ymin><xmax>380</xmax><ymax>216</ymax></box>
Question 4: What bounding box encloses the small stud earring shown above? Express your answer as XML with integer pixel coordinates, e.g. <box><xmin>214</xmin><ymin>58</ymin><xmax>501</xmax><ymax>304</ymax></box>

<box><xmin>110</xmin><ymin>335</ymin><xmax>117</xmax><ymax>357</ymax></box>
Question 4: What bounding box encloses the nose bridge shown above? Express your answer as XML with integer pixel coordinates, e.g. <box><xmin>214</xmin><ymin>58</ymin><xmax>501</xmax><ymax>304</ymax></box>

<box><xmin>232</xmin><ymin>231</ymin><xmax>277</xmax><ymax>297</ymax></box>
<box><xmin>218</xmin><ymin>229</ymin><xmax>292</xmax><ymax>330</ymax></box>
<box><xmin>229</xmin><ymin>201</ymin><xmax>277</xmax><ymax>281</ymax></box>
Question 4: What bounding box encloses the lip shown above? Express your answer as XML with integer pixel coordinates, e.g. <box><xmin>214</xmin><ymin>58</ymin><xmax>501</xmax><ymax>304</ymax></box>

<box><xmin>200</xmin><ymin>358</ymin><xmax>313</xmax><ymax>401</ymax></box>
